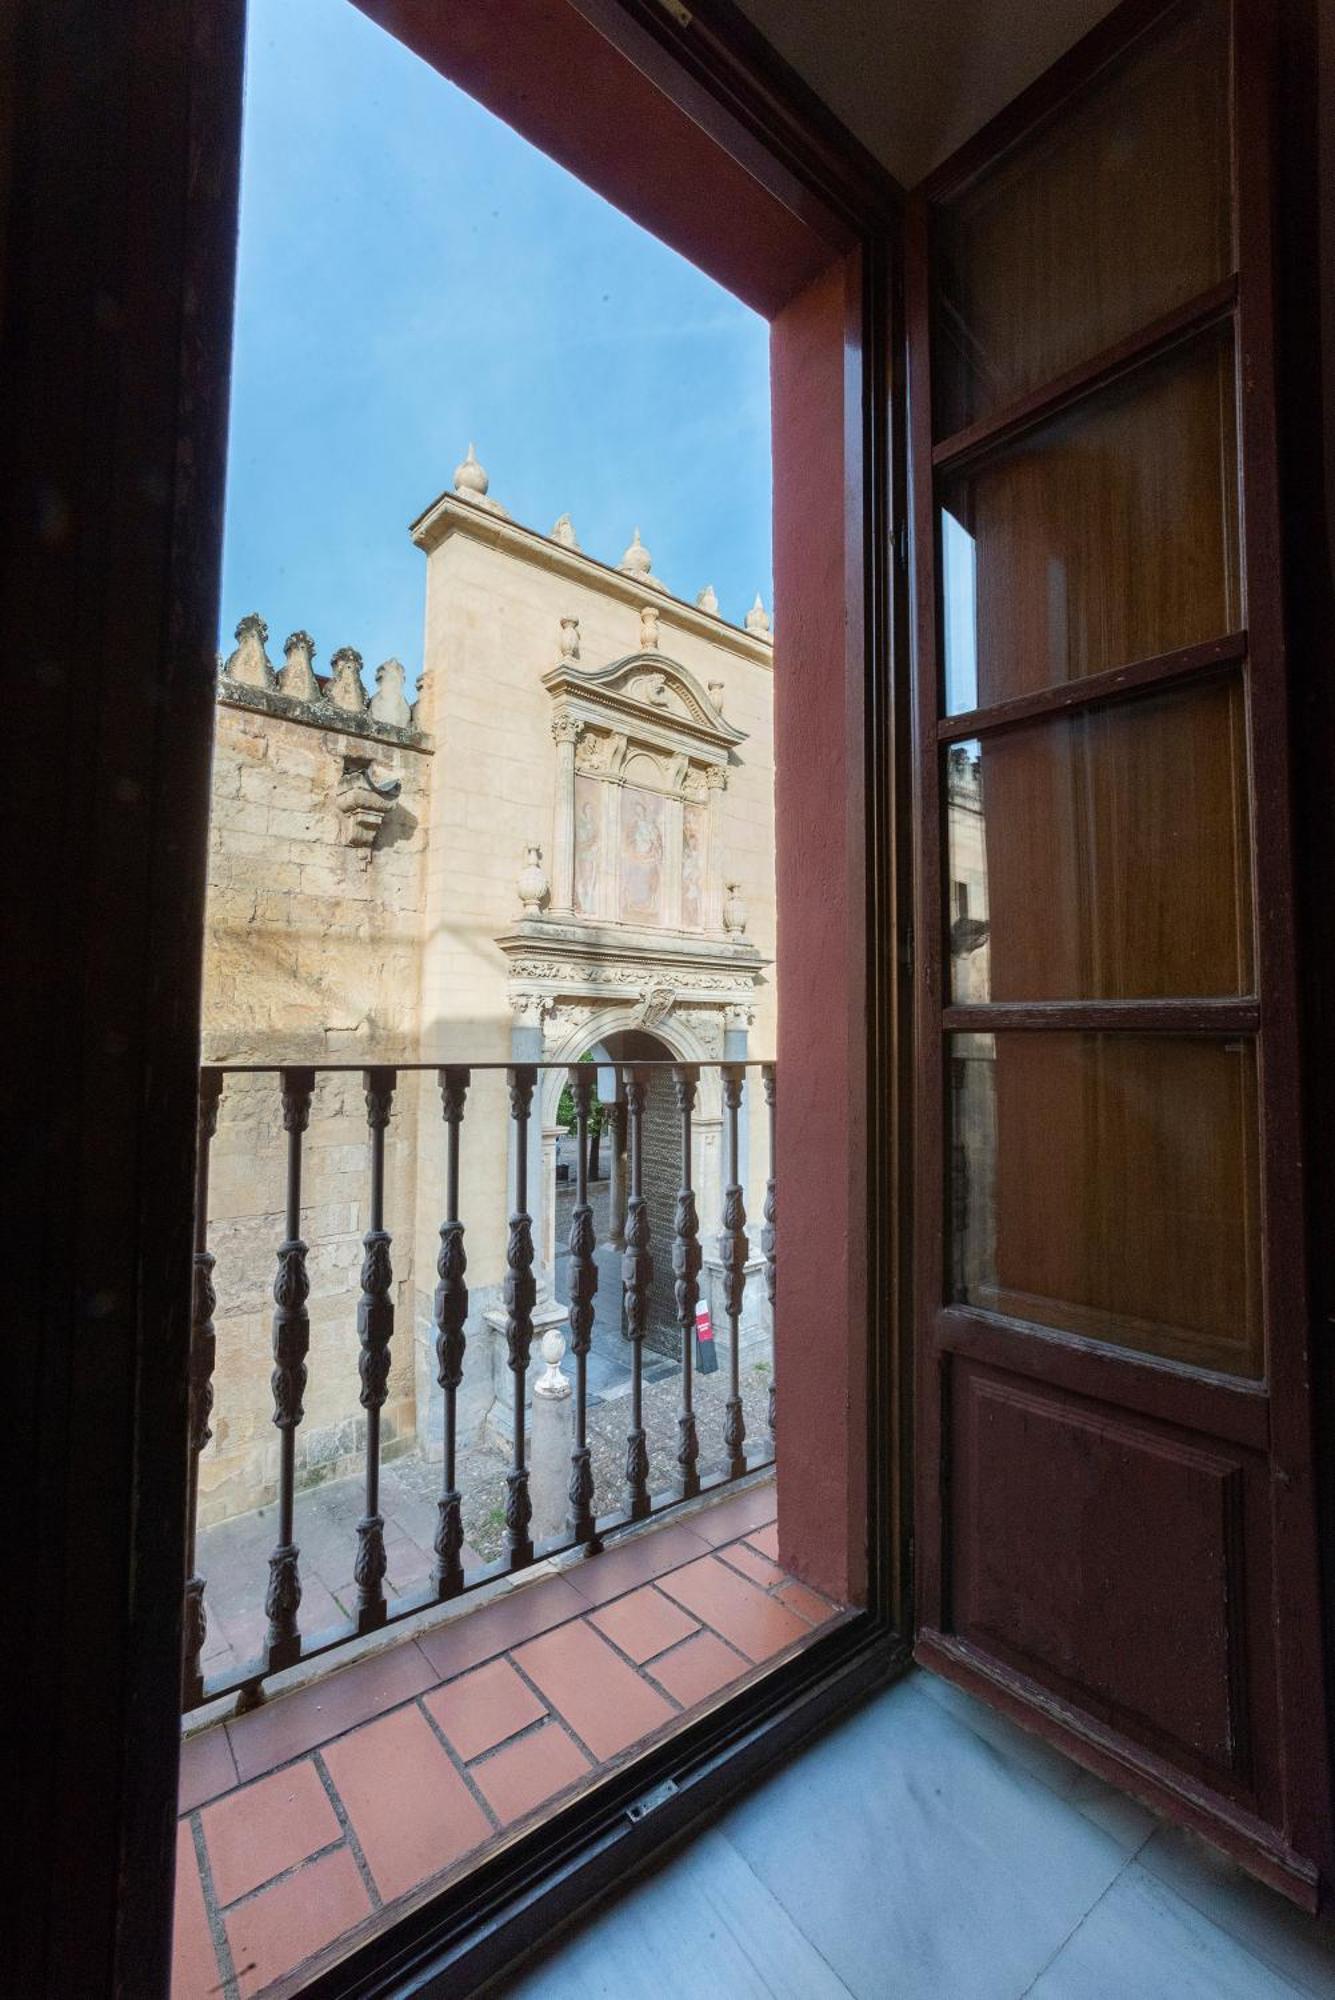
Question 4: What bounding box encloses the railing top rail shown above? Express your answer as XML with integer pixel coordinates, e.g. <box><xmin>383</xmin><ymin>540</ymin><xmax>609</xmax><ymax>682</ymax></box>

<box><xmin>202</xmin><ymin>1057</ymin><xmax>778</xmax><ymax>1075</ymax></box>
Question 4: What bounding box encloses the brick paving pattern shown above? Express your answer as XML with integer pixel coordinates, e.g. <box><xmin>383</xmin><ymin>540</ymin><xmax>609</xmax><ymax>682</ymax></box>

<box><xmin>173</xmin><ymin>1479</ymin><xmax>840</xmax><ymax>1999</ymax></box>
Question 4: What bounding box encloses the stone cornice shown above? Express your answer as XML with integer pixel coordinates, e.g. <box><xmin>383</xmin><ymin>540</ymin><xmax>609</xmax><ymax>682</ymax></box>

<box><xmin>496</xmin><ymin>916</ymin><xmax>768</xmax><ymax>993</ymax></box>
<box><xmin>409</xmin><ymin>490</ymin><xmax>773</xmax><ymax>670</ymax></box>
<box><xmin>218</xmin><ymin>679</ymin><xmax>434</xmax><ymax>754</ymax></box>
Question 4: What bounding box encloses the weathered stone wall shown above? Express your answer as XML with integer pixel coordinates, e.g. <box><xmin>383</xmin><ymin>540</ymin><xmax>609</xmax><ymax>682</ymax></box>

<box><xmin>199</xmin><ymin>688</ymin><xmax>431</xmax><ymax>1524</ymax></box>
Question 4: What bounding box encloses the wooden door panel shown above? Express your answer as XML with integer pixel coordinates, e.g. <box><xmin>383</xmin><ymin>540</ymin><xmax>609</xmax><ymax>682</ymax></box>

<box><xmin>947</xmin><ymin>677</ymin><xmax>1254</xmax><ymax>1003</ymax></box>
<box><xmin>949</xmin><ymin>1363</ymin><xmax>1269</xmax><ymax>1790</ymax></box>
<box><xmin>911</xmin><ymin>0</ymin><xmax>1330</xmax><ymax>1903</ymax></box>
<box><xmin>939</xmin><ymin>325</ymin><xmax>1240</xmax><ymax>714</ymax></box>
<box><xmin>932</xmin><ymin>0</ymin><xmax>1231</xmax><ymax>435</ymax></box>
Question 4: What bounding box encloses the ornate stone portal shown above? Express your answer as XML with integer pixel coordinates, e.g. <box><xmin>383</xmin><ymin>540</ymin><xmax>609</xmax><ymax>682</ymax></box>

<box><xmin>497</xmin><ymin>629</ymin><xmax>767</xmax><ymax>1333</ymax></box>
<box><xmin>502</xmin><ymin>633</ymin><xmax>763</xmax><ymax>1057</ymax></box>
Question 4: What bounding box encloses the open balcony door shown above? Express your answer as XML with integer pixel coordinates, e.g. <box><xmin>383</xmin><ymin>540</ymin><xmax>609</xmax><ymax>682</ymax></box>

<box><xmin>908</xmin><ymin>0</ymin><xmax>1331</xmax><ymax>1906</ymax></box>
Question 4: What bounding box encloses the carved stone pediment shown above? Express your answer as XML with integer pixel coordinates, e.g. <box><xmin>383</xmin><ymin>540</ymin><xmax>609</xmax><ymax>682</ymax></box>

<box><xmin>542</xmin><ymin>650</ymin><xmax>746</xmax><ymax>757</ymax></box>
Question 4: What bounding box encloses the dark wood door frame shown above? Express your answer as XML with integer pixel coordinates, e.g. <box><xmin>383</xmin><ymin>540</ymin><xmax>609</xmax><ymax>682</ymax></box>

<box><xmin>5</xmin><ymin>3</ymin><xmax>909</xmax><ymax>1992</ymax></box>
<box><xmin>906</xmin><ymin>0</ymin><xmax>1334</xmax><ymax>1912</ymax></box>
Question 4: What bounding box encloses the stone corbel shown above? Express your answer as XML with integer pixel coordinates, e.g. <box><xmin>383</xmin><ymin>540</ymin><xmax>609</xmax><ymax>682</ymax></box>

<box><xmin>337</xmin><ymin>755</ymin><xmax>401</xmax><ymax>851</ymax></box>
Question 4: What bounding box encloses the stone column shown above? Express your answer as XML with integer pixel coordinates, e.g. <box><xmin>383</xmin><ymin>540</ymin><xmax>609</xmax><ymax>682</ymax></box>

<box><xmin>663</xmin><ymin>793</ymin><xmax>685</xmax><ymax>928</ymax></box>
<box><xmin>550</xmin><ymin>715</ymin><xmax>582</xmax><ymax>912</ymax></box>
<box><xmin>600</xmin><ymin>779</ymin><xmax>623</xmax><ymax>922</ymax></box>
<box><xmin>705</xmin><ymin>763</ymin><xmax>728</xmax><ymax>932</ymax></box>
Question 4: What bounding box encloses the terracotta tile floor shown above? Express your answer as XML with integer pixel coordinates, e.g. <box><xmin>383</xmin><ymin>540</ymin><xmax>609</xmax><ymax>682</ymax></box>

<box><xmin>173</xmin><ymin>1480</ymin><xmax>842</xmax><ymax>2000</ymax></box>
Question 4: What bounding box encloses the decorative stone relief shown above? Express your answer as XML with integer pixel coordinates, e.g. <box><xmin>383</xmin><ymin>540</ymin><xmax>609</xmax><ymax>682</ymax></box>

<box><xmin>279</xmin><ymin>630</ymin><xmax>318</xmax><ymax>703</ymax></box>
<box><xmin>517</xmin><ymin>843</ymin><xmax>550</xmax><ymax>917</ymax></box>
<box><xmin>223</xmin><ymin>613</ymin><xmax>275</xmax><ymax>691</ymax></box>
<box><xmin>508</xmin><ymin>991</ymin><xmax>550</xmax><ymax>1027</ymax></box>
<box><xmin>636</xmin><ymin>983</ymin><xmax>676</xmax><ymax>1030</ymax></box>
<box><xmin>329</xmin><ymin>647</ymin><xmax>367</xmax><ymax>714</ymax></box>
<box><xmin>558</xmin><ymin>616</ymin><xmax>580</xmax><ymax>663</ymax></box>
<box><xmin>723</xmin><ymin>880</ymin><xmax>748</xmax><ymax>936</ymax></box>
<box><xmin>707</xmin><ymin>681</ymin><xmax>725</xmax><ymax>713</ymax></box>
<box><xmin>639</xmin><ymin>606</ymin><xmax>660</xmax><ymax>652</ymax></box>
<box><xmin>369</xmin><ymin>658</ymin><xmax>411</xmax><ymax>729</ymax></box>
<box><xmin>337</xmin><ymin>756</ymin><xmax>401</xmax><ymax>849</ymax></box>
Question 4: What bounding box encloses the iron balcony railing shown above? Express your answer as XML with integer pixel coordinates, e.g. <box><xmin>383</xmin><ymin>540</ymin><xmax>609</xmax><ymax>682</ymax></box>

<box><xmin>182</xmin><ymin>1060</ymin><xmax>776</xmax><ymax>1713</ymax></box>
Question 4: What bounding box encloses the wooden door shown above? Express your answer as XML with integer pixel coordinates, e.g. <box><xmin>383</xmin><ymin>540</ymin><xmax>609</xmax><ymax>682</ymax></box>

<box><xmin>908</xmin><ymin>0</ymin><xmax>1330</xmax><ymax>1905</ymax></box>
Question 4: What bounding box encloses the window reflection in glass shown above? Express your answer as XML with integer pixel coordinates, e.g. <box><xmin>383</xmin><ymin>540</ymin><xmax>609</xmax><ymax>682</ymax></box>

<box><xmin>947</xmin><ymin>1031</ymin><xmax>1262</xmax><ymax>1377</ymax></box>
<box><xmin>941</xmin><ymin>509</ymin><xmax>979</xmax><ymax>715</ymax></box>
<box><xmin>938</xmin><ymin>327</ymin><xmax>1239</xmax><ymax>716</ymax></box>
<box><xmin>945</xmin><ymin>741</ymin><xmax>990</xmax><ymax>1000</ymax></box>
<box><xmin>945</xmin><ymin>679</ymin><xmax>1253</xmax><ymax>1004</ymax></box>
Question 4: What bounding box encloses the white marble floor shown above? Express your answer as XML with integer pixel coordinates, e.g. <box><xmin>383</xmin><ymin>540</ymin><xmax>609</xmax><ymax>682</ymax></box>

<box><xmin>497</xmin><ymin>1668</ymin><xmax>1335</xmax><ymax>1999</ymax></box>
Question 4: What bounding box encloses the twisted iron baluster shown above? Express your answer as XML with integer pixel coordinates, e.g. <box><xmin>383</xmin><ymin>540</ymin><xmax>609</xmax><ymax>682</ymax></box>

<box><xmin>566</xmin><ymin>1068</ymin><xmax>599</xmax><ymax>1546</ymax></box>
<box><xmin>721</xmin><ymin>1064</ymin><xmax>749</xmax><ymax>1480</ymax></box>
<box><xmin>432</xmin><ymin>1067</ymin><xmax>470</xmax><ymax>1597</ymax></box>
<box><xmin>265</xmin><ymin>1065</ymin><xmax>314</xmax><ymax>1672</ymax></box>
<box><xmin>504</xmin><ymin>1066</ymin><xmax>537</xmax><ymax>1567</ymax></box>
<box><xmin>762</xmin><ymin>1063</ymin><xmax>776</xmax><ymax>1453</ymax></box>
<box><xmin>672</xmin><ymin>1065</ymin><xmax>702</xmax><ymax>1500</ymax></box>
<box><xmin>182</xmin><ymin>1067</ymin><xmax>223</xmax><ymax>1709</ymax></box>
<box><xmin>622</xmin><ymin>1069</ymin><xmax>652</xmax><ymax>1519</ymax></box>
<box><xmin>354</xmin><ymin>1068</ymin><xmax>396</xmax><ymax>1633</ymax></box>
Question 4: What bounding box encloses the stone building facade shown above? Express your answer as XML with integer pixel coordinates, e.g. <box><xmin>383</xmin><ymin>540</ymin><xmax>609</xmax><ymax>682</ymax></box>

<box><xmin>199</xmin><ymin>449</ymin><xmax>775</xmax><ymax>1527</ymax></box>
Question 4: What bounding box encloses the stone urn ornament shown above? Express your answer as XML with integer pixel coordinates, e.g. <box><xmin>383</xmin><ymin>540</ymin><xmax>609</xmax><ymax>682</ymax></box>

<box><xmin>517</xmin><ymin>843</ymin><xmax>550</xmax><ymax>917</ymax></box>
<box><xmin>723</xmin><ymin>879</ymin><xmax>748</xmax><ymax>936</ymax></box>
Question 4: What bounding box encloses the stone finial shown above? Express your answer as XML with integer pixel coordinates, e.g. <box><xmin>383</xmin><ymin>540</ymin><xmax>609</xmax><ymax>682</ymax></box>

<box><xmin>328</xmin><ymin>646</ymin><xmax>367</xmax><ymax>714</ymax></box>
<box><xmin>551</xmin><ymin>513</ymin><xmax>580</xmax><ymax>549</ymax></box>
<box><xmin>223</xmin><ymin>613</ymin><xmax>275</xmax><ymax>691</ymax></box>
<box><xmin>745</xmin><ymin>592</ymin><xmax>772</xmax><ymax>640</ymax></box>
<box><xmin>337</xmin><ymin>755</ymin><xmax>401</xmax><ymax>851</ymax></box>
<box><xmin>279</xmin><ymin>630</ymin><xmax>318</xmax><ymax>703</ymax></box>
<box><xmin>454</xmin><ymin>441</ymin><xmax>488</xmax><ymax>500</ymax></box>
<box><xmin>708</xmin><ymin>680</ymin><xmax>725</xmax><ymax>713</ymax></box>
<box><xmin>621</xmin><ymin>527</ymin><xmax>651</xmax><ymax>577</ymax></box>
<box><xmin>723</xmin><ymin>879</ymin><xmax>748</xmax><ymax>936</ymax></box>
<box><xmin>536</xmin><ymin>1327</ymin><xmax>569</xmax><ymax>1393</ymax></box>
<box><xmin>369</xmin><ymin>657</ymin><xmax>412</xmax><ymax>729</ymax></box>
<box><xmin>558</xmin><ymin>615</ymin><xmax>580</xmax><ymax>663</ymax></box>
<box><xmin>639</xmin><ymin>605</ymin><xmax>660</xmax><ymax>652</ymax></box>
<box><xmin>517</xmin><ymin>843</ymin><xmax>549</xmax><ymax>917</ymax></box>
<box><xmin>452</xmin><ymin>442</ymin><xmax>508</xmax><ymax>518</ymax></box>
<box><xmin>619</xmin><ymin>527</ymin><xmax>666</xmax><ymax>592</ymax></box>
<box><xmin>696</xmin><ymin>584</ymin><xmax>720</xmax><ymax>615</ymax></box>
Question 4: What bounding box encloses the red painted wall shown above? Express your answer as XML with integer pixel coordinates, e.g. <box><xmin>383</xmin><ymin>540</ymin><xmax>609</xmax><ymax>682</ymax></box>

<box><xmin>770</xmin><ymin>255</ymin><xmax>869</xmax><ymax>1605</ymax></box>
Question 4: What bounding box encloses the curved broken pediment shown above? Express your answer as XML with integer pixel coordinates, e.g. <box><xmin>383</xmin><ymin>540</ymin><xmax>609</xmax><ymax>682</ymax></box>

<box><xmin>542</xmin><ymin>649</ymin><xmax>747</xmax><ymax>753</ymax></box>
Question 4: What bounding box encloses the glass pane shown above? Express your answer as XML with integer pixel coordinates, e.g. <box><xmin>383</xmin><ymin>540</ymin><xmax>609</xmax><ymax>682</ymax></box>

<box><xmin>949</xmin><ymin>1032</ymin><xmax>1261</xmax><ymax>1376</ymax></box>
<box><xmin>933</xmin><ymin>0</ymin><xmax>1231</xmax><ymax>436</ymax></box>
<box><xmin>940</xmin><ymin>327</ymin><xmax>1239</xmax><ymax>716</ymax></box>
<box><xmin>946</xmin><ymin>679</ymin><xmax>1253</xmax><ymax>1003</ymax></box>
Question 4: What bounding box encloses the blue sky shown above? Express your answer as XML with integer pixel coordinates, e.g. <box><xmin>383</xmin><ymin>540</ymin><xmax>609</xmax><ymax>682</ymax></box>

<box><xmin>220</xmin><ymin>0</ymin><xmax>774</xmax><ymax>688</ymax></box>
